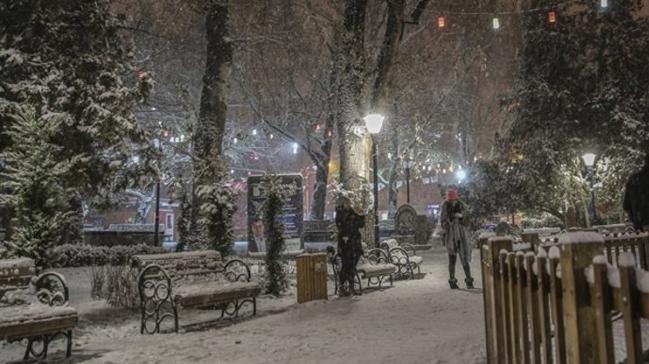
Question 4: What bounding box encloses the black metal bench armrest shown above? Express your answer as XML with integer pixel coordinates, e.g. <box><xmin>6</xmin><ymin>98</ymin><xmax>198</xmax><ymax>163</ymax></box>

<box><xmin>224</xmin><ymin>259</ymin><xmax>252</xmax><ymax>282</ymax></box>
<box><xmin>33</xmin><ymin>271</ymin><xmax>70</xmax><ymax>306</ymax></box>
<box><xmin>137</xmin><ymin>264</ymin><xmax>174</xmax><ymax>304</ymax></box>
<box><xmin>366</xmin><ymin>248</ymin><xmax>390</xmax><ymax>265</ymax></box>
<box><xmin>388</xmin><ymin>246</ymin><xmax>411</xmax><ymax>265</ymax></box>
<box><xmin>401</xmin><ymin>243</ymin><xmax>417</xmax><ymax>255</ymax></box>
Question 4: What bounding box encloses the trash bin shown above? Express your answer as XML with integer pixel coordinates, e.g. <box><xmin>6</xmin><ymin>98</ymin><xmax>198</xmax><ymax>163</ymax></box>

<box><xmin>296</xmin><ymin>253</ymin><xmax>328</xmax><ymax>304</ymax></box>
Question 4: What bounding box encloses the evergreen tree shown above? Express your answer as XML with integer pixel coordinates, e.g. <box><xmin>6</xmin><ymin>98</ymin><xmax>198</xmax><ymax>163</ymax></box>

<box><xmin>263</xmin><ymin>175</ymin><xmax>288</xmax><ymax>297</ymax></box>
<box><xmin>498</xmin><ymin>0</ymin><xmax>649</xmax><ymax>221</ymax></box>
<box><xmin>0</xmin><ymin>0</ymin><xmax>153</xmax><ymax>242</ymax></box>
<box><xmin>0</xmin><ymin>108</ymin><xmax>83</xmax><ymax>268</ymax></box>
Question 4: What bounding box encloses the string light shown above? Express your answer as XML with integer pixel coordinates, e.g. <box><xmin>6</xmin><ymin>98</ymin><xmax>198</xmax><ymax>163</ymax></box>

<box><xmin>292</xmin><ymin>142</ymin><xmax>299</xmax><ymax>154</ymax></box>
<box><xmin>601</xmin><ymin>0</ymin><xmax>608</xmax><ymax>8</ymax></box>
<box><xmin>548</xmin><ymin>11</ymin><xmax>557</xmax><ymax>24</ymax></box>
<box><xmin>233</xmin><ymin>137</ymin><xmax>238</xmax><ymax>144</ymax></box>
<box><xmin>315</xmin><ymin>124</ymin><xmax>321</xmax><ymax>131</ymax></box>
<box><xmin>492</xmin><ymin>17</ymin><xmax>500</xmax><ymax>30</ymax></box>
<box><xmin>437</xmin><ymin>16</ymin><xmax>446</xmax><ymax>28</ymax></box>
<box><xmin>252</xmin><ymin>129</ymin><xmax>258</xmax><ymax>136</ymax></box>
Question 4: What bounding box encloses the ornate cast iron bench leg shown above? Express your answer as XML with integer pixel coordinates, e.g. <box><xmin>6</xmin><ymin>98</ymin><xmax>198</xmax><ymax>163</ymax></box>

<box><xmin>137</xmin><ymin>264</ymin><xmax>177</xmax><ymax>335</ymax></box>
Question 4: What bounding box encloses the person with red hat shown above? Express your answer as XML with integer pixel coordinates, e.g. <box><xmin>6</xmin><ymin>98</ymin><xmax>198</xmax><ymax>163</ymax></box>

<box><xmin>441</xmin><ymin>186</ymin><xmax>474</xmax><ymax>289</ymax></box>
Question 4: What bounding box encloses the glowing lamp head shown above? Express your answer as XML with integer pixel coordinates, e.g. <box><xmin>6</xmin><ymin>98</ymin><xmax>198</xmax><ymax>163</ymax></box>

<box><xmin>582</xmin><ymin>153</ymin><xmax>596</xmax><ymax>167</ymax></box>
<box><xmin>456</xmin><ymin>169</ymin><xmax>467</xmax><ymax>182</ymax></box>
<box><xmin>363</xmin><ymin>113</ymin><xmax>385</xmax><ymax>134</ymax></box>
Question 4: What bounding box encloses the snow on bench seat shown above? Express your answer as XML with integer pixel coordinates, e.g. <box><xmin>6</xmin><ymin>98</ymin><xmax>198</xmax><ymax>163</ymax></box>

<box><xmin>356</xmin><ymin>263</ymin><xmax>396</xmax><ymax>277</ymax></box>
<box><xmin>0</xmin><ymin>304</ymin><xmax>78</xmax><ymax>340</ymax></box>
<box><xmin>174</xmin><ymin>281</ymin><xmax>261</xmax><ymax>307</ymax></box>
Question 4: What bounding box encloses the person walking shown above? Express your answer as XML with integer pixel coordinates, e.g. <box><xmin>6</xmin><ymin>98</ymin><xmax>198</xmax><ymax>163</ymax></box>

<box><xmin>334</xmin><ymin>197</ymin><xmax>365</xmax><ymax>296</ymax></box>
<box><xmin>623</xmin><ymin>154</ymin><xmax>649</xmax><ymax>232</ymax></box>
<box><xmin>441</xmin><ymin>187</ymin><xmax>474</xmax><ymax>289</ymax></box>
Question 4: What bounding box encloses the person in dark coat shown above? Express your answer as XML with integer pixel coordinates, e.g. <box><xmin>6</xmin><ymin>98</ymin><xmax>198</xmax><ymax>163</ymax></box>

<box><xmin>335</xmin><ymin>198</ymin><xmax>365</xmax><ymax>296</ymax></box>
<box><xmin>623</xmin><ymin>154</ymin><xmax>649</xmax><ymax>231</ymax></box>
<box><xmin>441</xmin><ymin>188</ymin><xmax>474</xmax><ymax>289</ymax></box>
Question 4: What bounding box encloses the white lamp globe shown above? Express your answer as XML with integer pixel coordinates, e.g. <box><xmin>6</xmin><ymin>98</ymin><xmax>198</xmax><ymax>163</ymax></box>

<box><xmin>582</xmin><ymin>153</ymin><xmax>596</xmax><ymax>167</ymax></box>
<box><xmin>456</xmin><ymin>169</ymin><xmax>467</xmax><ymax>182</ymax></box>
<box><xmin>363</xmin><ymin>114</ymin><xmax>385</xmax><ymax>134</ymax></box>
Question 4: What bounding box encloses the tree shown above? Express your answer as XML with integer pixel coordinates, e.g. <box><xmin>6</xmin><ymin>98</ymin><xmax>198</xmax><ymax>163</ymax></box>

<box><xmin>0</xmin><ymin>108</ymin><xmax>84</xmax><ymax>268</ymax></box>
<box><xmin>263</xmin><ymin>175</ymin><xmax>289</xmax><ymax>296</ymax></box>
<box><xmin>0</xmin><ymin>0</ymin><xmax>153</xmax><ymax>243</ymax></box>
<box><xmin>499</xmin><ymin>0</ymin><xmax>649</xmax><ymax>224</ymax></box>
<box><xmin>189</xmin><ymin>0</ymin><xmax>234</xmax><ymax>246</ymax></box>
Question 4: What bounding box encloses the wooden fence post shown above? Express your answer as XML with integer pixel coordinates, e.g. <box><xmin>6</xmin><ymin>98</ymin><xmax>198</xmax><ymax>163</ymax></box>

<box><xmin>486</xmin><ymin>237</ymin><xmax>513</xmax><ymax>363</ymax></box>
<box><xmin>558</xmin><ymin>232</ymin><xmax>604</xmax><ymax>364</ymax></box>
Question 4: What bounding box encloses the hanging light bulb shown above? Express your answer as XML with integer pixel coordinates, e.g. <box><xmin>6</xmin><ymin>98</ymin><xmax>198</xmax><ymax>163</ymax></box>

<box><xmin>269</xmin><ymin>134</ymin><xmax>274</xmax><ymax>140</ymax></box>
<box><xmin>315</xmin><ymin>123</ymin><xmax>321</xmax><ymax>131</ymax></box>
<box><xmin>548</xmin><ymin>11</ymin><xmax>557</xmax><ymax>24</ymax></box>
<box><xmin>437</xmin><ymin>16</ymin><xmax>446</xmax><ymax>29</ymax></box>
<box><xmin>601</xmin><ymin>0</ymin><xmax>608</xmax><ymax>8</ymax></box>
<box><xmin>252</xmin><ymin>129</ymin><xmax>258</xmax><ymax>136</ymax></box>
<box><xmin>492</xmin><ymin>17</ymin><xmax>500</xmax><ymax>30</ymax></box>
<box><xmin>233</xmin><ymin>137</ymin><xmax>238</xmax><ymax>144</ymax></box>
<box><xmin>292</xmin><ymin>142</ymin><xmax>299</xmax><ymax>154</ymax></box>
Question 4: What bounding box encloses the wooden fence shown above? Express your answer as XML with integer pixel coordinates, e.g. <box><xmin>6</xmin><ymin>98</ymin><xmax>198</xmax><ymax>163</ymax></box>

<box><xmin>481</xmin><ymin>231</ymin><xmax>649</xmax><ymax>364</ymax></box>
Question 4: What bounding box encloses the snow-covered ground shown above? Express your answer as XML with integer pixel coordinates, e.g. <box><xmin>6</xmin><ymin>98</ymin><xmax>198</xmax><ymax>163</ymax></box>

<box><xmin>4</xmin><ymin>248</ymin><xmax>646</xmax><ymax>363</ymax></box>
<box><xmin>2</xmin><ymin>248</ymin><xmax>487</xmax><ymax>363</ymax></box>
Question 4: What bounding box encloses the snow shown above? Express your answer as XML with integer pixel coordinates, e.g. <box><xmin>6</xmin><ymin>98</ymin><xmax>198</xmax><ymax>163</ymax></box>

<box><xmin>0</xmin><ymin>304</ymin><xmax>77</xmax><ymax>326</ymax></box>
<box><xmin>548</xmin><ymin>246</ymin><xmax>561</xmax><ymax>260</ymax></box>
<box><xmin>617</xmin><ymin>252</ymin><xmax>636</xmax><ymax>268</ymax></box>
<box><xmin>593</xmin><ymin>255</ymin><xmax>607</xmax><ymax>265</ymax></box>
<box><xmin>1</xmin><ymin>249</ymin><xmax>488</xmax><ymax>363</ymax></box>
<box><xmin>0</xmin><ymin>258</ymin><xmax>34</xmax><ymax>270</ymax></box>
<box><xmin>557</xmin><ymin>231</ymin><xmax>605</xmax><ymax>245</ymax></box>
<box><xmin>638</xmin><ymin>268</ymin><xmax>649</xmax><ymax>293</ymax></box>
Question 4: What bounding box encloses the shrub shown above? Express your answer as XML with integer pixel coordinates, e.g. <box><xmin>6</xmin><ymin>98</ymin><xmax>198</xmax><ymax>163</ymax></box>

<box><xmin>89</xmin><ymin>265</ymin><xmax>139</xmax><ymax>309</ymax></box>
<box><xmin>47</xmin><ymin>244</ymin><xmax>165</xmax><ymax>268</ymax></box>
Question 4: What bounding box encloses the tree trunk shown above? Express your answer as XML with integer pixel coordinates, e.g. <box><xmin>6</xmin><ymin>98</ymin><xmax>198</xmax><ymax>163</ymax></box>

<box><xmin>190</xmin><ymin>0</ymin><xmax>232</xmax><ymax>243</ymax></box>
<box><xmin>334</xmin><ymin>0</ymin><xmax>371</xmax><ymax>243</ymax></box>
<box><xmin>309</xmin><ymin>115</ymin><xmax>334</xmax><ymax>220</ymax></box>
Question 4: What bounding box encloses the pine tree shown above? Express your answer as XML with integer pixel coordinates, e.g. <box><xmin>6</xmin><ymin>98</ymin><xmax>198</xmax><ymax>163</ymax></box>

<box><xmin>263</xmin><ymin>175</ymin><xmax>288</xmax><ymax>297</ymax></box>
<box><xmin>0</xmin><ymin>0</ymin><xmax>153</xmax><ymax>243</ymax></box>
<box><xmin>0</xmin><ymin>107</ymin><xmax>84</xmax><ymax>268</ymax></box>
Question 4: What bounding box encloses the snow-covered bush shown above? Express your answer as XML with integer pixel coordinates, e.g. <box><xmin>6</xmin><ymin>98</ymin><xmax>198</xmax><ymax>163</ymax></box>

<box><xmin>89</xmin><ymin>265</ymin><xmax>139</xmax><ymax>309</ymax></box>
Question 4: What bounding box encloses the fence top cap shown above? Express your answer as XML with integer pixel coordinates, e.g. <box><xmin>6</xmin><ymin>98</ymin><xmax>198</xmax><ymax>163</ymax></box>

<box><xmin>558</xmin><ymin>231</ymin><xmax>605</xmax><ymax>245</ymax></box>
<box><xmin>479</xmin><ymin>231</ymin><xmax>496</xmax><ymax>240</ymax></box>
<box><xmin>488</xmin><ymin>235</ymin><xmax>514</xmax><ymax>243</ymax></box>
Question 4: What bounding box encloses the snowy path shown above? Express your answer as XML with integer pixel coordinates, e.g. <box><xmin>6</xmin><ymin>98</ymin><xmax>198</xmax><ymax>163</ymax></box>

<box><xmin>3</xmin><ymin>249</ymin><xmax>487</xmax><ymax>363</ymax></box>
<box><xmin>74</xmin><ymin>249</ymin><xmax>486</xmax><ymax>364</ymax></box>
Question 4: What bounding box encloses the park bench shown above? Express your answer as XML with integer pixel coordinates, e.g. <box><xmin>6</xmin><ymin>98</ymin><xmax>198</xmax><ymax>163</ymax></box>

<box><xmin>328</xmin><ymin>244</ymin><xmax>396</xmax><ymax>295</ymax></box>
<box><xmin>132</xmin><ymin>250</ymin><xmax>261</xmax><ymax>335</ymax></box>
<box><xmin>380</xmin><ymin>238</ymin><xmax>424</xmax><ymax>279</ymax></box>
<box><xmin>0</xmin><ymin>258</ymin><xmax>78</xmax><ymax>361</ymax></box>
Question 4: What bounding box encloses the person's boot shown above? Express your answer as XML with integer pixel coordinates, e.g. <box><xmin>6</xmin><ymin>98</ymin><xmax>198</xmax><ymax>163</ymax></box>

<box><xmin>449</xmin><ymin>278</ymin><xmax>459</xmax><ymax>289</ymax></box>
<box><xmin>463</xmin><ymin>263</ymin><xmax>474</xmax><ymax>289</ymax></box>
<box><xmin>448</xmin><ymin>254</ymin><xmax>458</xmax><ymax>289</ymax></box>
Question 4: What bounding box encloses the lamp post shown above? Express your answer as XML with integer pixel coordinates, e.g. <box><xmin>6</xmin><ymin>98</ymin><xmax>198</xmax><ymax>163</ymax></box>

<box><xmin>153</xmin><ymin>137</ymin><xmax>162</xmax><ymax>246</ymax></box>
<box><xmin>582</xmin><ymin>153</ymin><xmax>597</xmax><ymax>225</ymax></box>
<box><xmin>403</xmin><ymin>157</ymin><xmax>415</xmax><ymax>204</ymax></box>
<box><xmin>364</xmin><ymin>113</ymin><xmax>385</xmax><ymax>248</ymax></box>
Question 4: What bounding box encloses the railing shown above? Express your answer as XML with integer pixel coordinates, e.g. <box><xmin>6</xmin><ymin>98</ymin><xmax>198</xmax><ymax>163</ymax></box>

<box><xmin>480</xmin><ymin>231</ymin><xmax>649</xmax><ymax>364</ymax></box>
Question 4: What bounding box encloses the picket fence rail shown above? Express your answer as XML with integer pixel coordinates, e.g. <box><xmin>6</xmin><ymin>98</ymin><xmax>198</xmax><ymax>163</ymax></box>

<box><xmin>480</xmin><ymin>231</ymin><xmax>649</xmax><ymax>364</ymax></box>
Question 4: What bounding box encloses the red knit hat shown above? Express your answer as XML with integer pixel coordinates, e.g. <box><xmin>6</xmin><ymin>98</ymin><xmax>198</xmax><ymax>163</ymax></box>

<box><xmin>447</xmin><ymin>189</ymin><xmax>459</xmax><ymax>201</ymax></box>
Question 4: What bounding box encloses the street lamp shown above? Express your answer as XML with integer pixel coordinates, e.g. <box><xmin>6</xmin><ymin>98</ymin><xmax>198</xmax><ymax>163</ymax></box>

<box><xmin>153</xmin><ymin>137</ymin><xmax>163</xmax><ymax>246</ymax></box>
<box><xmin>582</xmin><ymin>153</ymin><xmax>597</xmax><ymax>225</ymax></box>
<box><xmin>403</xmin><ymin>156</ymin><xmax>415</xmax><ymax>204</ymax></box>
<box><xmin>455</xmin><ymin>168</ymin><xmax>467</xmax><ymax>183</ymax></box>
<box><xmin>364</xmin><ymin>113</ymin><xmax>385</xmax><ymax>248</ymax></box>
